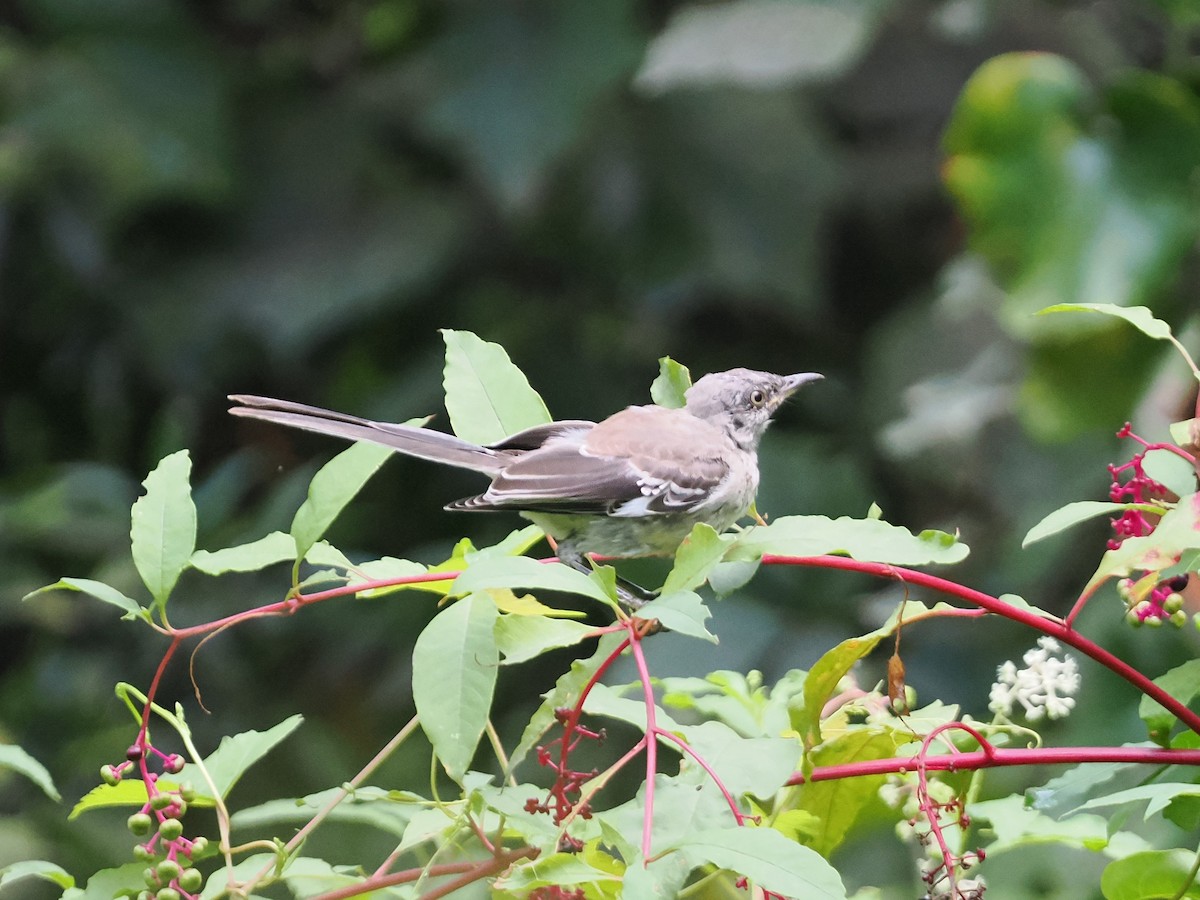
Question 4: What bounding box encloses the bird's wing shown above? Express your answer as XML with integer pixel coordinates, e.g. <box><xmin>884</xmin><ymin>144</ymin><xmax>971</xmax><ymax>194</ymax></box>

<box><xmin>447</xmin><ymin>406</ymin><xmax>731</xmax><ymax>515</ymax></box>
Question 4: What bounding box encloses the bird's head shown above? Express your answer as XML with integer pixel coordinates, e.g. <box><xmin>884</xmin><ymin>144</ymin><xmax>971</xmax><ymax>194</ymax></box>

<box><xmin>684</xmin><ymin>368</ymin><xmax>823</xmax><ymax>450</ymax></box>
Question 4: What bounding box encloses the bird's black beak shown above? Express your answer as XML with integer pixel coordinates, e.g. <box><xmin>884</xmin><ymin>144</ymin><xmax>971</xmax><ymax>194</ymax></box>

<box><xmin>781</xmin><ymin>372</ymin><xmax>824</xmax><ymax>397</ymax></box>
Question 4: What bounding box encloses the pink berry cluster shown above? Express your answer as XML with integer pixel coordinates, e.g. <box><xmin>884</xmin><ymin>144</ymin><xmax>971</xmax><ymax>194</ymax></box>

<box><xmin>102</xmin><ymin>741</ymin><xmax>206</xmax><ymax>900</ymax></box>
<box><xmin>1108</xmin><ymin>424</ymin><xmax>1192</xmax><ymax>626</ymax></box>
<box><xmin>1107</xmin><ymin>424</ymin><xmax>1169</xmax><ymax>550</ymax></box>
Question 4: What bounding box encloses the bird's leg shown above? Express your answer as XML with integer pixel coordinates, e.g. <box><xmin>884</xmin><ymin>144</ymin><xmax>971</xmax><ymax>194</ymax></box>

<box><xmin>554</xmin><ymin>546</ymin><xmax>657</xmax><ymax>612</ymax></box>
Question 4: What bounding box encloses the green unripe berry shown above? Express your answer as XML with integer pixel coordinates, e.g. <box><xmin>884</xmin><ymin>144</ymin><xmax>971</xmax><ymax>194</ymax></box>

<box><xmin>1125</xmin><ymin>610</ymin><xmax>1143</xmax><ymax>627</ymax></box>
<box><xmin>101</xmin><ymin>764</ymin><xmax>121</xmax><ymax>786</ymax></box>
<box><xmin>155</xmin><ymin>859</ymin><xmax>180</xmax><ymax>883</ymax></box>
<box><xmin>156</xmin><ymin>889</ymin><xmax>181</xmax><ymax>900</ymax></box>
<box><xmin>189</xmin><ymin>836</ymin><xmax>209</xmax><ymax>855</ymax></box>
<box><xmin>133</xmin><ymin>845</ymin><xmax>156</xmax><ymax>862</ymax></box>
<box><xmin>138</xmin><ymin>891</ymin><xmax>155</xmax><ymax>900</ymax></box>
<box><xmin>164</xmin><ymin>754</ymin><xmax>185</xmax><ymax>775</ymax></box>
<box><xmin>150</xmin><ymin>792</ymin><xmax>174</xmax><ymax>810</ymax></box>
<box><xmin>158</xmin><ymin>818</ymin><xmax>184</xmax><ymax>842</ymax></box>
<box><xmin>128</xmin><ymin>813</ymin><xmax>154</xmax><ymax>836</ymax></box>
<box><xmin>1146</xmin><ymin>614</ymin><xmax>1164</xmax><ymax>628</ymax></box>
<box><xmin>1171</xmin><ymin>609</ymin><xmax>1188</xmax><ymax>628</ymax></box>
<box><xmin>1164</xmin><ymin>593</ymin><xmax>1185</xmax><ymax>615</ymax></box>
<box><xmin>179</xmin><ymin>782</ymin><xmax>196</xmax><ymax>803</ymax></box>
<box><xmin>172</xmin><ymin>799</ymin><xmax>188</xmax><ymax>818</ymax></box>
<box><xmin>142</xmin><ymin>866</ymin><xmax>160</xmax><ymax>889</ymax></box>
<box><xmin>178</xmin><ymin>868</ymin><xmax>203</xmax><ymax>893</ymax></box>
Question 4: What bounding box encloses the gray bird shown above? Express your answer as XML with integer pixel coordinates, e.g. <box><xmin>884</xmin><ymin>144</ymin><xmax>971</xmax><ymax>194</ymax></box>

<box><xmin>229</xmin><ymin>368</ymin><xmax>821</xmax><ymax>606</ymax></box>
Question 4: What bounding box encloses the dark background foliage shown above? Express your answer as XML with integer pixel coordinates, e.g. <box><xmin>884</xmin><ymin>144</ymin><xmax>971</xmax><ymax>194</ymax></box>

<box><xmin>2</xmin><ymin>0</ymin><xmax>1198</xmax><ymax>895</ymax></box>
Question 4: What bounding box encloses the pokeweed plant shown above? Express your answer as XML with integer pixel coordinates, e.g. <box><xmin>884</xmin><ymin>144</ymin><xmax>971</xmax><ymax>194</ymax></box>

<box><xmin>4</xmin><ymin>318</ymin><xmax>1200</xmax><ymax>900</ymax></box>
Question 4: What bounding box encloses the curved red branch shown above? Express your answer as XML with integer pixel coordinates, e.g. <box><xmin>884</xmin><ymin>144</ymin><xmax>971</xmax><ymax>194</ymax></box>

<box><xmin>762</xmin><ymin>554</ymin><xmax>1200</xmax><ymax>738</ymax></box>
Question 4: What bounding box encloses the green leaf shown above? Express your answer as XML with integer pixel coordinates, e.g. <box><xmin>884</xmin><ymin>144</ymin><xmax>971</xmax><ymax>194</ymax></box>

<box><xmin>73</xmin><ymin>715</ymin><xmax>306</xmax><ymax>818</ymax></box>
<box><xmin>130</xmin><ymin>450</ymin><xmax>197</xmax><ymax>608</ymax></box>
<box><xmin>0</xmin><ymin>860</ymin><xmax>74</xmax><ymax>891</ymax></box>
<box><xmin>191</xmin><ymin>531</ymin><xmax>297</xmax><ymax>574</ymax></box>
<box><xmin>1038</xmin><ymin>303</ymin><xmax>1174</xmax><ymax>341</ymax></box>
<box><xmin>794</xmin><ymin>601</ymin><xmax>940</xmax><ymax>745</ymax></box>
<box><xmin>23</xmin><ymin>577</ymin><xmax>145</xmax><ymax>621</ymax></box>
<box><xmin>971</xmin><ymin>794</ymin><xmax>1111</xmax><ymax>855</ymax></box>
<box><xmin>451</xmin><ymin>555</ymin><xmax>612</xmax><ymax>605</ymax></box>
<box><xmin>1075</xmin><ymin>782</ymin><xmax>1200</xmax><ymax>821</ymax></box>
<box><xmin>0</xmin><ymin>743</ymin><xmax>60</xmax><ymax>801</ymax></box>
<box><xmin>1170</xmin><ymin>417</ymin><xmax>1200</xmax><ymax>448</ymax></box>
<box><xmin>662</xmin><ymin>524</ymin><xmax>734</xmax><ymax>593</ymax></box>
<box><xmin>1101</xmin><ymin>850</ymin><xmax>1200</xmax><ymax>900</ymax></box>
<box><xmin>1023</xmin><ymin>500</ymin><xmax>1164</xmax><ymax>548</ymax></box>
<box><xmin>1026</xmin><ymin>747</ymin><xmax>1158</xmax><ymax>818</ymax></box>
<box><xmin>412</xmin><ymin>594</ymin><xmax>499</xmax><ymax>782</ymax></box>
<box><xmin>440</xmin><ymin>329</ymin><xmax>552</xmax><ymax>444</ymax></box>
<box><xmin>1140</xmin><ymin>659</ymin><xmax>1200</xmax><ymax>746</ymax></box>
<box><xmin>676</xmin><ymin>721</ymin><xmax>798</xmax><ymax>799</ymax></box>
<box><xmin>730</xmin><ymin>515</ymin><xmax>968</xmax><ymax>566</ymax></box>
<box><xmin>1086</xmin><ymin>492</ymin><xmax>1200</xmax><ymax>595</ymax></box>
<box><xmin>495</xmin><ymin>615</ymin><xmax>594</xmax><ymax>665</ymax></box>
<box><xmin>189</xmin><ymin>714</ymin><xmax>305</xmax><ymax>799</ymax></box>
<box><xmin>797</xmin><ymin>729</ymin><xmax>901</xmax><ymax>857</ymax></box>
<box><xmin>677</xmin><ymin>826</ymin><xmax>845</xmax><ymax>898</ymax></box>
<box><xmin>290</xmin><ymin>441</ymin><xmax>393</xmax><ymax>560</ymax></box>
<box><xmin>635</xmin><ymin>590</ymin><xmax>716</xmax><ymax>643</ymax></box>
<box><xmin>650</xmin><ymin>356</ymin><xmax>692</xmax><ymax>408</ymax></box>
<box><xmin>59</xmin><ymin>862</ymin><xmax>146</xmax><ymax>900</ymax></box>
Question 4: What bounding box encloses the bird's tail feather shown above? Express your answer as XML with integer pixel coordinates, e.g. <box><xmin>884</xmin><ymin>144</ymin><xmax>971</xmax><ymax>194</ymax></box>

<box><xmin>228</xmin><ymin>395</ymin><xmax>505</xmax><ymax>475</ymax></box>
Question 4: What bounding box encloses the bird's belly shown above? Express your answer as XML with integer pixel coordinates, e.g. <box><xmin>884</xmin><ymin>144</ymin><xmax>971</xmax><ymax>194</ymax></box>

<box><xmin>524</xmin><ymin>498</ymin><xmax>748</xmax><ymax>559</ymax></box>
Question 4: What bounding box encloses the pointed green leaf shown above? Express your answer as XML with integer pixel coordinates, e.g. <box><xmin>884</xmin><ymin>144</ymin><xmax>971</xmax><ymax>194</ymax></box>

<box><xmin>731</xmin><ymin>515</ymin><xmax>968</xmax><ymax>565</ymax></box>
<box><xmin>451</xmin><ymin>555</ymin><xmax>612</xmax><ymax>605</ymax></box>
<box><xmin>191</xmin><ymin>714</ymin><xmax>304</xmax><ymax>799</ymax></box>
<box><xmin>678</xmin><ymin>826</ymin><xmax>845</xmax><ymax>898</ymax></box>
<box><xmin>290</xmin><ymin>441</ymin><xmax>393</xmax><ymax>560</ymax></box>
<box><xmin>495</xmin><ymin>615</ymin><xmax>594</xmax><ymax>665</ymax></box>
<box><xmin>662</xmin><ymin>524</ymin><xmax>734</xmax><ymax>593</ymax></box>
<box><xmin>412</xmin><ymin>594</ymin><xmax>499</xmax><ymax>782</ymax></box>
<box><xmin>650</xmin><ymin>357</ymin><xmax>692</xmax><ymax>408</ymax></box>
<box><xmin>795</xmin><ymin>601</ymin><xmax>935</xmax><ymax>745</ymax></box>
<box><xmin>59</xmin><ymin>862</ymin><xmax>145</xmax><ymax>900</ymax></box>
<box><xmin>441</xmin><ymin>329</ymin><xmax>552</xmax><ymax>444</ymax></box>
<box><xmin>1038</xmin><ymin>303</ymin><xmax>1174</xmax><ymax>341</ymax></box>
<box><xmin>676</xmin><ymin>721</ymin><xmax>798</xmax><ymax>799</ymax></box>
<box><xmin>797</xmin><ymin>729</ymin><xmax>903</xmax><ymax>857</ymax></box>
<box><xmin>1085</xmin><ymin>492</ymin><xmax>1200</xmax><ymax>593</ymax></box>
<box><xmin>636</xmin><ymin>590</ymin><xmax>716</xmax><ymax>643</ymax></box>
<box><xmin>1139</xmin><ymin>659</ymin><xmax>1200</xmax><ymax>746</ymax></box>
<box><xmin>191</xmin><ymin>531</ymin><xmax>297</xmax><ymax>574</ymax></box>
<box><xmin>130</xmin><ymin>450</ymin><xmax>196</xmax><ymax>608</ymax></box>
<box><xmin>1023</xmin><ymin>500</ymin><xmax>1165</xmax><ymax>548</ymax></box>
<box><xmin>23</xmin><ymin>577</ymin><xmax>145</xmax><ymax>621</ymax></box>
<box><xmin>1101</xmin><ymin>850</ymin><xmax>1200</xmax><ymax>900</ymax></box>
<box><xmin>0</xmin><ymin>743</ymin><xmax>60</xmax><ymax>801</ymax></box>
<box><xmin>0</xmin><ymin>861</ymin><xmax>74</xmax><ymax>891</ymax></box>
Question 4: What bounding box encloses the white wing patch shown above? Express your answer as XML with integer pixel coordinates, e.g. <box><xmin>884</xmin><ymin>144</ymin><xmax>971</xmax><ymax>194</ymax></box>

<box><xmin>610</xmin><ymin>470</ymin><xmax>712</xmax><ymax>517</ymax></box>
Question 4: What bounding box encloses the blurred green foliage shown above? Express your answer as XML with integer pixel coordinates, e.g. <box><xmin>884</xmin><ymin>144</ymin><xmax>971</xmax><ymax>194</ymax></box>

<box><xmin>3</xmin><ymin>0</ymin><xmax>1200</xmax><ymax>896</ymax></box>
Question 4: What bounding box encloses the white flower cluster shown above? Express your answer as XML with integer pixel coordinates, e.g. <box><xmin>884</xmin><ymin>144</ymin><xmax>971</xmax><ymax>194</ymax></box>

<box><xmin>988</xmin><ymin>636</ymin><xmax>1080</xmax><ymax>721</ymax></box>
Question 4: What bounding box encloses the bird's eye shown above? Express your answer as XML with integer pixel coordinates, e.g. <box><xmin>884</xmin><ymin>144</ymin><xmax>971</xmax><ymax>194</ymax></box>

<box><xmin>750</xmin><ymin>390</ymin><xmax>766</xmax><ymax>407</ymax></box>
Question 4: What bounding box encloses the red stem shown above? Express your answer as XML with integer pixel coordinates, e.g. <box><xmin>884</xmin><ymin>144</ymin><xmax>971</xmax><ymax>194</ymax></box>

<box><xmin>791</xmin><ymin>745</ymin><xmax>1200</xmax><ymax>785</ymax></box>
<box><xmin>762</xmin><ymin>555</ymin><xmax>1200</xmax><ymax>738</ymax></box>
